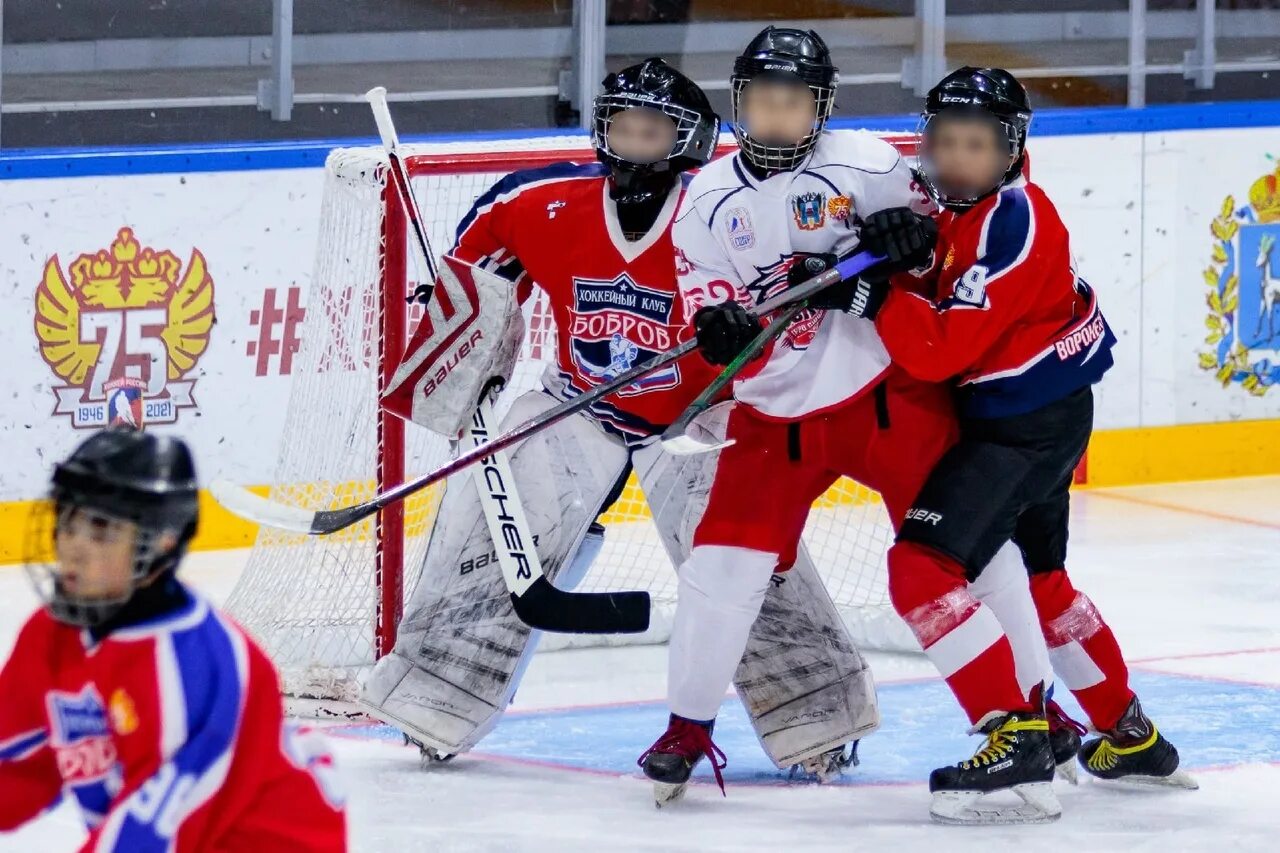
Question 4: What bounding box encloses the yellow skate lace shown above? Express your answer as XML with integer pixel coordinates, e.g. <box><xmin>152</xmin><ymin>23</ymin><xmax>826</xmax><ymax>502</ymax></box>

<box><xmin>961</xmin><ymin>718</ymin><xmax>1049</xmax><ymax>770</ymax></box>
<box><xmin>1087</xmin><ymin>727</ymin><xmax>1159</xmax><ymax>773</ymax></box>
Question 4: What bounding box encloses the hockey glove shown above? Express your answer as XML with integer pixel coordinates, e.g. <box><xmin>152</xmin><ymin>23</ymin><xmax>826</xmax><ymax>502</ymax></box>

<box><xmin>694</xmin><ymin>301</ymin><xmax>763</xmax><ymax>366</ymax></box>
<box><xmin>845</xmin><ymin>276</ymin><xmax>889</xmax><ymax>321</ymax></box>
<box><xmin>786</xmin><ymin>253</ymin><xmax>859</xmax><ymax>311</ymax></box>
<box><xmin>859</xmin><ymin>207</ymin><xmax>939</xmax><ymax>275</ymax></box>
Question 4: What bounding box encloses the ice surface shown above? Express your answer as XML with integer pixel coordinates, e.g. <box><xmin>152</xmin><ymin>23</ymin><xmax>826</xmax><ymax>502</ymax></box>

<box><xmin>2</xmin><ymin>477</ymin><xmax>1278</xmax><ymax>852</ymax></box>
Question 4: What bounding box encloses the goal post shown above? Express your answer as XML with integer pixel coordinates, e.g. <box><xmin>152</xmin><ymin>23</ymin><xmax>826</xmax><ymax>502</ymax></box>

<box><xmin>225</xmin><ymin>134</ymin><xmax>922</xmax><ymax>702</ymax></box>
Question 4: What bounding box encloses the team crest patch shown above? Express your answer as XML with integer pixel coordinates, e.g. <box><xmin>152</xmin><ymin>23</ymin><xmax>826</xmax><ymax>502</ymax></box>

<box><xmin>726</xmin><ymin>207</ymin><xmax>755</xmax><ymax>250</ymax></box>
<box><xmin>827</xmin><ymin>195</ymin><xmax>852</xmax><ymax>221</ymax></box>
<box><xmin>1200</xmin><ymin>164</ymin><xmax>1280</xmax><ymax>395</ymax></box>
<box><xmin>942</xmin><ymin>245</ymin><xmax>957</xmax><ymax>271</ymax></box>
<box><xmin>569</xmin><ymin>274</ymin><xmax>679</xmax><ymax>396</ymax></box>
<box><xmin>108</xmin><ymin>689</ymin><xmax>139</xmax><ymax>736</ymax></box>
<box><xmin>35</xmin><ymin>227</ymin><xmax>215</xmax><ymax>428</ymax></box>
<box><xmin>46</xmin><ymin>685</ymin><xmax>123</xmax><ymax>818</ymax></box>
<box><xmin>782</xmin><ymin>309</ymin><xmax>823</xmax><ymax>351</ymax></box>
<box><xmin>791</xmin><ymin>192</ymin><xmax>826</xmax><ymax>230</ymax></box>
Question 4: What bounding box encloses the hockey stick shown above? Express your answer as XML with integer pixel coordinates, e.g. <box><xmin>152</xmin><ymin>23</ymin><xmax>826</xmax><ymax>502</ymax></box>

<box><xmin>466</xmin><ymin>392</ymin><xmax>649</xmax><ymax>633</ymax></box>
<box><xmin>662</xmin><ymin>250</ymin><xmax>887</xmax><ymax>455</ymax></box>
<box><xmin>660</xmin><ymin>301</ymin><xmax>809</xmax><ymax>456</ymax></box>
<box><xmin>210</xmin><ymin>251</ymin><xmax>883</xmax><ymax>535</ymax></box>
<box><xmin>371</xmin><ymin>88</ymin><xmax>647</xmax><ymax>633</ymax></box>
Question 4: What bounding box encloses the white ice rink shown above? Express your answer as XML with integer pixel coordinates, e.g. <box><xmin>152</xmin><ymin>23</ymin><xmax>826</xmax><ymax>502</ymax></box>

<box><xmin>3</xmin><ymin>476</ymin><xmax>1278</xmax><ymax>853</ymax></box>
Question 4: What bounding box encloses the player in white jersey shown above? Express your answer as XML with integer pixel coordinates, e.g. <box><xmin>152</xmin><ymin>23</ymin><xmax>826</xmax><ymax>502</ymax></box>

<box><xmin>639</xmin><ymin>26</ymin><xmax>1056</xmax><ymax>806</ymax></box>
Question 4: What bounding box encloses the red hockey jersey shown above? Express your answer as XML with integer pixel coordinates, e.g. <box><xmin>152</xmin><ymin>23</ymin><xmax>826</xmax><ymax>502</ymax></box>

<box><xmin>393</xmin><ymin>161</ymin><xmax>718</xmax><ymax>442</ymax></box>
<box><xmin>875</xmin><ymin>177</ymin><xmax>1115</xmax><ymax>418</ymax></box>
<box><xmin>0</xmin><ymin>588</ymin><xmax>346</xmax><ymax>852</ymax></box>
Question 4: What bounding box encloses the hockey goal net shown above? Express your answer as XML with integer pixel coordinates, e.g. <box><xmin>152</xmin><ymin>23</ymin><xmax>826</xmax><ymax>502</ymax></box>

<box><xmin>226</xmin><ymin>134</ymin><xmax>921</xmax><ymax>702</ymax></box>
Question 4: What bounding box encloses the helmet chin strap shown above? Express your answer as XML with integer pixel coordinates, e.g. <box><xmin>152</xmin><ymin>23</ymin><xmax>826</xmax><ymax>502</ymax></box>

<box><xmin>608</xmin><ymin>163</ymin><xmax>676</xmax><ymax>205</ymax></box>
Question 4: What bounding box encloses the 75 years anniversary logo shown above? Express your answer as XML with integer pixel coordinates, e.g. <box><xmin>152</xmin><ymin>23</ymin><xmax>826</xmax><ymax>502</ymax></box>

<box><xmin>34</xmin><ymin>227</ymin><xmax>215</xmax><ymax>428</ymax></box>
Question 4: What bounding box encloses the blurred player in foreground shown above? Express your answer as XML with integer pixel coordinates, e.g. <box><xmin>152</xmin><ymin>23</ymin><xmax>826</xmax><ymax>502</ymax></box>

<box><xmin>369</xmin><ymin>57</ymin><xmax>882</xmax><ymax>786</ymax></box>
<box><xmin>0</xmin><ymin>427</ymin><xmax>347</xmax><ymax>851</ymax></box>
<box><xmin>856</xmin><ymin>67</ymin><xmax>1196</xmax><ymax>823</ymax></box>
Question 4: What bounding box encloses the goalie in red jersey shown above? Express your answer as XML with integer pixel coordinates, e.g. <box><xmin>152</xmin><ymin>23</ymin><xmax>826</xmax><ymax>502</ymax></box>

<box><xmin>853</xmin><ymin>67</ymin><xmax>1196</xmax><ymax>823</ymax></box>
<box><xmin>0</xmin><ymin>427</ymin><xmax>347</xmax><ymax>852</ymax></box>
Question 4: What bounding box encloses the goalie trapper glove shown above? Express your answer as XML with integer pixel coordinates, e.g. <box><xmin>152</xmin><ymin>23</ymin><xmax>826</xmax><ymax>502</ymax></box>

<box><xmin>694</xmin><ymin>301</ymin><xmax>763</xmax><ymax>366</ymax></box>
<box><xmin>860</xmin><ymin>207</ymin><xmax>939</xmax><ymax>275</ymax></box>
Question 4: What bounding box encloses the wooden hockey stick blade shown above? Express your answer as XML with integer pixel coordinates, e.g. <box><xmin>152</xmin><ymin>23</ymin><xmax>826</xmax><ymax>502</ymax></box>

<box><xmin>511</xmin><ymin>577</ymin><xmax>651</xmax><ymax>634</ymax></box>
<box><xmin>212</xmin><ymin>253</ymin><xmax>888</xmax><ymax>535</ymax></box>
<box><xmin>209</xmin><ymin>479</ymin><xmax>317</xmax><ymax>533</ymax></box>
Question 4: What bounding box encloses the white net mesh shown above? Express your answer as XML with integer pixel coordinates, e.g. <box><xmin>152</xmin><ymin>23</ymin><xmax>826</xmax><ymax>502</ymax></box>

<box><xmin>226</xmin><ymin>137</ymin><xmax>918</xmax><ymax>701</ymax></box>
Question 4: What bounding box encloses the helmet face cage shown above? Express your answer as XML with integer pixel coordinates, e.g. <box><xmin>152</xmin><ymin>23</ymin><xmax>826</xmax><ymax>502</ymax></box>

<box><xmin>916</xmin><ymin>108</ymin><xmax>1025</xmax><ymax>210</ymax></box>
<box><xmin>592</xmin><ymin>93</ymin><xmax>715</xmax><ymax>171</ymax></box>
<box><xmin>731</xmin><ymin>75</ymin><xmax>835</xmax><ymax>173</ymax></box>
<box><xmin>25</xmin><ymin>498</ymin><xmax>175</xmax><ymax>628</ymax></box>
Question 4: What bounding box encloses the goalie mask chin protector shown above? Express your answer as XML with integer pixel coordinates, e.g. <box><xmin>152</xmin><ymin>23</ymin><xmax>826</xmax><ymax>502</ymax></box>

<box><xmin>917</xmin><ymin>66</ymin><xmax>1033</xmax><ymax>211</ymax></box>
<box><xmin>28</xmin><ymin>426</ymin><xmax>199</xmax><ymax>628</ymax></box>
<box><xmin>592</xmin><ymin>57</ymin><xmax>719</xmax><ymax>206</ymax></box>
<box><xmin>731</xmin><ymin>26</ymin><xmax>838</xmax><ymax>173</ymax></box>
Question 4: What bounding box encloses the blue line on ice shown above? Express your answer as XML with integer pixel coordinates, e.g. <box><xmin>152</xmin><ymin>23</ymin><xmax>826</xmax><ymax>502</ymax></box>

<box><xmin>332</xmin><ymin>671</ymin><xmax>1280</xmax><ymax>785</ymax></box>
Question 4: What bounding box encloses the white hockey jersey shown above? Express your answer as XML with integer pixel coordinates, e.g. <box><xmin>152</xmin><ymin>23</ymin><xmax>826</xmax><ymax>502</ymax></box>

<box><xmin>672</xmin><ymin>130</ymin><xmax>934</xmax><ymax>420</ymax></box>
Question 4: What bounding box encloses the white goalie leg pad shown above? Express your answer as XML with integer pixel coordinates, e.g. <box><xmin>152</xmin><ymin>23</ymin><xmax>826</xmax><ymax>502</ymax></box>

<box><xmin>360</xmin><ymin>390</ymin><xmax>629</xmax><ymax>754</ymax></box>
<box><xmin>633</xmin><ymin>403</ymin><xmax>878</xmax><ymax>768</ymax></box>
<box><xmin>969</xmin><ymin>541</ymin><xmax>1054</xmax><ymax>699</ymax></box>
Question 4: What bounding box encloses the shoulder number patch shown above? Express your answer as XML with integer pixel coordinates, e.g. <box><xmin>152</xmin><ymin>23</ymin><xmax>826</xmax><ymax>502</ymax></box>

<box><xmin>953</xmin><ymin>264</ymin><xmax>990</xmax><ymax>306</ymax></box>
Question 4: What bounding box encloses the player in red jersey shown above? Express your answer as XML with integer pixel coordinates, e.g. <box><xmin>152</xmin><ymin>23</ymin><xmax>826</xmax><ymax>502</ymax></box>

<box><xmin>370</xmin><ymin>59</ymin><xmax>884</xmax><ymax>786</ymax></box>
<box><xmin>0</xmin><ymin>427</ymin><xmax>346</xmax><ymax>851</ymax></box>
<box><xmin>639</xmin><ymin>28</ymin><xmax>1055</xmax><ymax>808</ymax></box>
<box><xmin>852</xmin><ymin>67</ymin><xmax>1193</xmax><ymax>823</ymax></box>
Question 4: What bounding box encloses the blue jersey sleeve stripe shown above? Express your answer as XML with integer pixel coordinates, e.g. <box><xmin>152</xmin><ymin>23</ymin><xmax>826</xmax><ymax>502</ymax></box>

<box><xmin>976</xmin><ymin>188</ymin><xmax>1034</xmax><ymax>283</ymax></box>
<box><xmin>0</xmin><ymin>728</ymin><xmax>47</xmax><ymax>761</ymax></box>
<box><xmin>453</xmin><ymin>161</ymin><xmax>607</xmax><ymax>243</ymax></box>
<box><xmin>94</xmin><ymin>608</ymin><xmax>250</xmax><ymax>852</ymax></box>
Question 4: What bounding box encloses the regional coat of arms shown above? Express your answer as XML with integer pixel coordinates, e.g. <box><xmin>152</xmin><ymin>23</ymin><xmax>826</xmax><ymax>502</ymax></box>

<box><xmin>34</xmin><ymin>227</ymin><xmax>215</xmax><ymax>427</ymax></box>
<box><xmin>1200</xmin><ymin>164</ymin><xmax>1280</xmax><ymax>396</ymax></box>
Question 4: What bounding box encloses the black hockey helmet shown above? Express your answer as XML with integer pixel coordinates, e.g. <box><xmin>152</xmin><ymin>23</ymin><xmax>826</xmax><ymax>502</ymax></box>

<box><xmin>918</xmin><ymin>66</ymin><xmax>1033</xmax><ymax>209</ymax></box>
<box><xmin>731</xmin><ymin>26</ymin><xmax>838</xmax><ymax>172</ymax></box>
<box><xmin>28</xmin><ymin>426</ymin><xmax>199</xmax><ymax>626</ymax></box>
<box><xmin>592</xmin><ymin>58</ymin><xmax>719</xmax><ymax>204</ymax></box>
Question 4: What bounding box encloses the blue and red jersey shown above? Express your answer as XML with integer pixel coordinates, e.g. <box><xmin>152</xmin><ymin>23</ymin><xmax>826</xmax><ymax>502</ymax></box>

<box><xmin>876</xmin><ymin>177</ymin><xmax>1115</xmax><ymax>418</ymax></box>
<box><xmin>0</xmin><ymin>585</ymin><xmax>346</xmax><ymax>852</ymax></box>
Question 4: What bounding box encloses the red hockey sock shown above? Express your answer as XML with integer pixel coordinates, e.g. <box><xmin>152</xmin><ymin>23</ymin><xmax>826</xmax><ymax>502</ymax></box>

<box><xmin>1030</xmin><ymin>569</ymin><xmax>1135</xmax><ymax>731</ymax></box>
<box><xmin>888</xmin><ymin>542</ymin><xmax>1028</xmax><ymax>725</ymax></box>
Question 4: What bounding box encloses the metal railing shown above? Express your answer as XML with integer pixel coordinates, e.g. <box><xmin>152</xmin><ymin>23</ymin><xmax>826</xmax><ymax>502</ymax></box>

<box><xmin>2</xmin><ymin>1</ymin><xmax>1279</xmax><ymax>146</ymax></box>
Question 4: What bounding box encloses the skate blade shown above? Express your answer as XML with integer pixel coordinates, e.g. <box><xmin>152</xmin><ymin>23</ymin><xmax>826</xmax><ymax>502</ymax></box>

<box><xmin>653</xmin><ymin>781</ymin><xmax>688</xmax><ymax>808</ymax></box>
<box><xmin>1056</xmin><ymin>759</ymin><xmax>1079</xmax><ymax>786</ymax></box>
<box><xmin>1092</xmin><ymin>769</ymin><xmax>1199</xmax><ymax>791</ymax></box>
<box><xmin>930</xmin><ymin>782</ymin><xmax>1062</xmax><ymax>826</ymax></box>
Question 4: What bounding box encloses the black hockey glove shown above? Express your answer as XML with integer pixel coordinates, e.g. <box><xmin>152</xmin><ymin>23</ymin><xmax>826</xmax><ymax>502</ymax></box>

<box><xmin>859</xmin><ymin>207</ymin><xmax>939</xmax><ymax>276</ymax></box>
<box><xmin>786</xmin><ymin>253</ymin><xmax>856</xmax><ymax>311</ymax></box>
<box><xmin>694</xmin><ymin>301</ymin><xmax>763</xmax><ymax>366</ymax></box>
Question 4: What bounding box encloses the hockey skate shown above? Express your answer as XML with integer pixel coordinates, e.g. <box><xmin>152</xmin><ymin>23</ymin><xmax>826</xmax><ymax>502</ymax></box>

<box><xmin>402</xmin><ymin>733</ymin><xmax>456</xmax><ymax>768</ymax></box>
<box><xmin>638</xmin><ymin>715</ymin><xmax>726</xmax><ymax>807</ymax></box>
<box><xmin>929</xmin><ymin>707</ymin><xmax>1060</xmax><ymax>825</ymax></box>
<box><xmin>788</xmin><ymin>741</ymin><xmax>860</xmax><ymax>783</ymax></box>
<box><xmin>1079</xmin><ymin>696</ymin><xmax>1197</xmax><ymax>790</ymax></box>
<box><xmin>1046</xmin><ymin>697</ymin><xmax>1086</xmax><ymax>785</ymax></box>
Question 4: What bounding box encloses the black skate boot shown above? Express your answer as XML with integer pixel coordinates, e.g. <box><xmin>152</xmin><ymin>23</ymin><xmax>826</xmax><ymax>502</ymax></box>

<box><xmin>637</xmin><ymin>714</ymin><xmax>726</xmax><ymax>807</ymax></box>
<box><xmin>1079</xmin><ymin>696</ymin><xmax>1197</xmax><ymax>789</ymax></box>
<box><xmin>1046</xmin><ymin>697</ymin><xmax>1086</xmax><ymax>785</ymax></box>
<box><xmin>929</xmin><ymin>702</ymin><xmax>1060</xmax><ymax>825</ymax></box>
